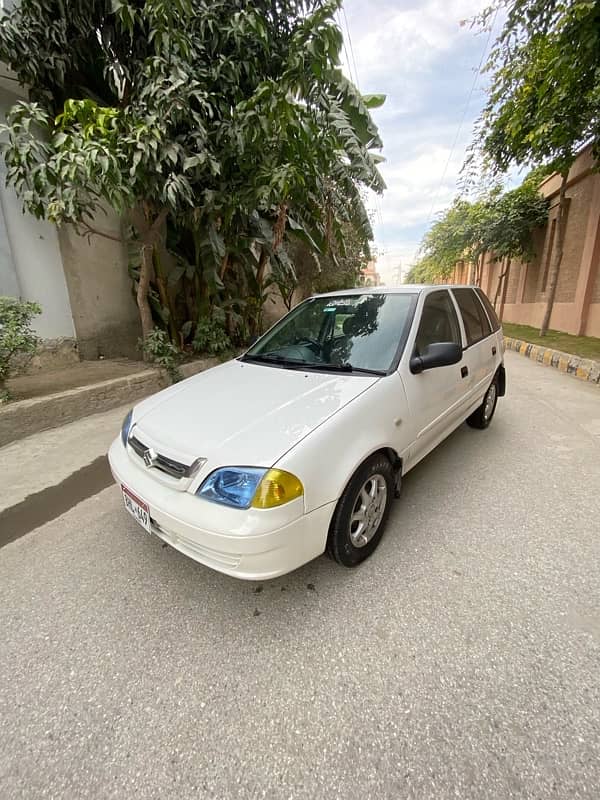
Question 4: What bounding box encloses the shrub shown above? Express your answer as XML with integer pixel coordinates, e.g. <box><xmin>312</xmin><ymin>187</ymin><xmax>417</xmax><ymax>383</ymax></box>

<box><xmin>192</xmin><ymin>316</ymin><xmax>231</xmax><ymax>356</ymax></box>
<box><xmin>139</xmin><ymin>328</ymin><xmax>182</xmax><ymax>384</ymax></box>
<box><xmin>0</xmin><ymin>297</ymin><xmax>41</xmax><ymax>401</ymax></box>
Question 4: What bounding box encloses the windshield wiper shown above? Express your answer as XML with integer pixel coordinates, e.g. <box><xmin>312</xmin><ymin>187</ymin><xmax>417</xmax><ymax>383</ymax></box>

<box><xmin>304</xmin><ymin>362</ymin><xmax>385</xmax><ymax>376</ymax></box>
<box><xmin>243</xmin><ymin>354</ymin><xmax>385</xmax><ymax>376</ymax></box>
<box><xmin>242</xmin><ymin>353</ymin><xmax>307</xmax><ymax>368</ymax></box>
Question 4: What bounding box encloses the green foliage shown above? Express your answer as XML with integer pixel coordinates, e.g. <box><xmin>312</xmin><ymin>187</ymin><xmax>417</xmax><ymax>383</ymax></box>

<box><xmin>413</xmin><ymin>198</ymin><xmax>491</xmax><ymax>282</ymax></box>
<box><xmin>405</xmin><ymin>257</ymin><xmax>440</xmax><ymax>285</ymax></box>
<box><xmin>470</xmin><ymin>0</ymin><xmax>600</xmax><ymax>176</ymax></box>
<box><xmin>0</xmin><ymin>297</ymin><xmax>41</xmax><ymax>400</ymax></box>
<box><xmin>409</xmin><ymin>178</ymin><xmax>548</xmax><ymax>283</ymax></box>
<box><xmin>315</xmin><ymin>217</ymin><xmax>371</xmax><ymax>292</ymax></box>
<box><xmin>192</xmin><ymin>315</ymin><xmax>232</xmax><ymax>356</ymax></box>
<box><xmin>139</xmin><ymin>328</ymin><xmax>182</xmax><ymax>383</ymax></box>
<box><xmin>0</xmin><ymin>0</ymin><xmax>385</xmax><ymax>349</ymax></box>
<box><xmin>479</xmin><ymin>180</ymin><xmax>549</xmax><ymax>261</ymax></box>
<box><xmin>468</xmin><ymin>0</ymin><xmax>598</xmax><ymax>333</ymax></box>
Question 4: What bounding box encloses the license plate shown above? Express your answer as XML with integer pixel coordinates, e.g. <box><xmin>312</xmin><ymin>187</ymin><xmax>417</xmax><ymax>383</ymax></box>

<box><xmin>121</xmin><ymin>485</ymin><xmax>151</xmax><ymax>534</ymax></box>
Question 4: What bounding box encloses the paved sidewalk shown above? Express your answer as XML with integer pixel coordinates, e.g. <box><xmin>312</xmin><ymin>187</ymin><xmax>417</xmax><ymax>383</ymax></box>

<box><xmin>0</xmin><ymin>404</ymin><xmax>128</xmax><ymax>515</ymax></box>
<box><xmin>7</xmin><ymin>360</ymin><xmax>146</xmax><ymax>401</ymax></box>
<box><xmin>0</xmin><ymin>356</ymin><xmax>219</xmax><ymax>447</ymax></box>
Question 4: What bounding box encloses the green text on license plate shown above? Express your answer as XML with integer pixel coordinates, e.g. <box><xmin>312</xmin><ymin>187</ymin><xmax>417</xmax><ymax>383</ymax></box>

<box><xmin>122</xmin><ymin>485</ymin><xmax>151</xmax><ymax>534</ymax></box>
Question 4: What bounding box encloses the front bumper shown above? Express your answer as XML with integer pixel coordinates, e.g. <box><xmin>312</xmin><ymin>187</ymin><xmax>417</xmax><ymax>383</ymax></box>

<box><xmin>108</xmin><ymin>438</ymin><xmax>334</xmax><ymax>580</ymax></box>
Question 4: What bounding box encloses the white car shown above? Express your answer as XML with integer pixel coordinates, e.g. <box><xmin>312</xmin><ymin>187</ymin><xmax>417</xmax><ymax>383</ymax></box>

<box><xmin>109</xmin><ymin>285</ymin><xmax>505</xmax><ymax>580</ymax></box>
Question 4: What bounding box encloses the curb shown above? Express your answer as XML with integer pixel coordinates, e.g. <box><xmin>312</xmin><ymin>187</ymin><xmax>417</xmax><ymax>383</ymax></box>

<box><xmin>0</xmin><ymin>357</ymin><xmax>219</xmax><ymax>448</ymax></box>
<box><xmin>504</xmin><ymin>336</ymin><xmax>600</xmax><ymax>384</ymax></box>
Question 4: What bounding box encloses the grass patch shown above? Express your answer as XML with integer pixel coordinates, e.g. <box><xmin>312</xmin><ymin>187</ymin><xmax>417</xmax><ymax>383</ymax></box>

<box><xmin>502</xmin><ymin>322</ymin><xmax>600</xmax><ymax>361</ymax></box>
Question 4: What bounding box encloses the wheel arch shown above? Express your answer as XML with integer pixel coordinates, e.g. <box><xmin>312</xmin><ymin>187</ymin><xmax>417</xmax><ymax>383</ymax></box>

<box><xmin>335</xmin><ymin>446</ymin><xmax>402</xmax><ymax>507</ymax></box>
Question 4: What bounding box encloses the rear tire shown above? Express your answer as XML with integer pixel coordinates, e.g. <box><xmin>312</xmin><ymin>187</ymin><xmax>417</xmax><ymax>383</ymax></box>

<box><xmin>467</xmin><ymin>378</ymin><xmax>498</xmax><ymax>429</ymax></box>
<box><xmin>326</xmin><ymin>454</ymin><xmax>395</xmax><ymax>567</ymax></box>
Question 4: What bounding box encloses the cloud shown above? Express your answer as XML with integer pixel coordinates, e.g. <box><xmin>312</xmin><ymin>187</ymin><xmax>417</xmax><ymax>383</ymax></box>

<box><xmin>340</xmin><ymin>0</ymin><xmax>492</xmax><ymax>281</ymax></box>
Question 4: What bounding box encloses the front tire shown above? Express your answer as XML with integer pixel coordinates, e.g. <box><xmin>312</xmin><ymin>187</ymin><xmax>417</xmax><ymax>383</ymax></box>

<box><xmin>466</xmin><ymin>378</ymin><xmax>498</xmax><ymax>429</ymax></box>
<box><xmin>326</xmin><ymin>454</ymin><xmax>395</xmax><ymax>567</ymax></box>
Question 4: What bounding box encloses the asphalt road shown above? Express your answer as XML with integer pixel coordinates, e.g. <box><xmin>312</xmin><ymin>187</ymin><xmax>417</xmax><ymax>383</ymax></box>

<box><xmin>1</xmin><ymin>351</ymin><xmax>599</xmax><ymax>800</ymax></box>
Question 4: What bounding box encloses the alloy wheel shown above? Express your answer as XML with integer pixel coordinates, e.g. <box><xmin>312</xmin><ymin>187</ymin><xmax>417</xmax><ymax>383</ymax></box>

<box><xmin>349</xmin><ymin>474</ymin><xmax>388</xmax><ymax>548</ymax></box>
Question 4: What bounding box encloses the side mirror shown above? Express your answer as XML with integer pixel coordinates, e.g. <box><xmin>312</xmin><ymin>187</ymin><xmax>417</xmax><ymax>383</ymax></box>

<box><xmin>410</xmin><ymin>342</ymin><xmax>462</xmax><ymax>374</ymax></box>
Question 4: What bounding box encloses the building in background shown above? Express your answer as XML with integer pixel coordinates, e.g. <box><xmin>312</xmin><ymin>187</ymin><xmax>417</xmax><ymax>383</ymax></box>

<box><xmin>360</xmin><ymin>261</ymin><xmax>382</xmax><ymax>287</ymax></box>
<box><xmin>453</xmin><ymin>144</ymin><xmax>600</xmax><ymax>338</ymax></box>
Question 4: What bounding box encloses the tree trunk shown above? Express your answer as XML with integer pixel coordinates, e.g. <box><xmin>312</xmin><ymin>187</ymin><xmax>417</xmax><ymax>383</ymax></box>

<box><xmin>540</xmin><ymin>173</ymin><xmax>569</xmax><ymax>336</ymax></box>
<box><xmin>493</xmin><ymin>257</ymin><xmax>510</xmax><ymax>310</ymax></box>
<box><xmin>256</xmin><ymin>247</ymin><xmax>269</xmax><ymax>286</ymax></box>
<box><xmin>219</xmin><ymin>253</ymin><xmax>229</xmax><ymax>280</ymax></box>
<box><xmin>476</xmin><ymin>251</ymin><xmax>486</xmax><ymax>286</ymax></box>
<box><xmin>498</xmin><ymin>258</ymin><xmax>511</xmax><ymax>322</ymax></box>
<box><xmin>153</xmin><ymin>248</ymin><xmax>179</xmax><ymax>344</ymax></box>
<box><xmin>273</xmin><ymin>202</ymin><xmax>288</xmax><ymax>251</ymax></box>
<box><xmin>131</xmin><ymin>206</ymin><xmax>169</xmax><ymax>353</ymax></box>
<box><xmin>137</xmin><ymin>242</ymin><xmax>155</xmax><ymax>344</ymax></box>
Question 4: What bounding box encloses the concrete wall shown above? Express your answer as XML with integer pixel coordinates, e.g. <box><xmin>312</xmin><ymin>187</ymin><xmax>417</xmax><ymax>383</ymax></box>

<box><xmin>263</xmin><ymin>286</ymin><xmax>304</xmax><ymax>328</ymax></box>
<box><xmin>0</xmin><ymin>80</ymin><xmax>140</xmax><ymax>362</ymax></box>
<box><xmin>58</xmin><ymin>210</ymin><xmax>141</xmax><ymax>360</ymax></box>
<box><xmin>0</xmin><ymin>88</ymin><xmax>76</xmax><ymax>341</ymax></box>
<box><xmin>454</xmin><ymin>144</ymin><xmax>600</xmax><ymax>338</ymax></box>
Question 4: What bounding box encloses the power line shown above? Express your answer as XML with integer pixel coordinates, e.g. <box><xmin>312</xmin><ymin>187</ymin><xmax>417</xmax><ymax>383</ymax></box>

<box><xmin>342</xmin><ymin>6</ymin><xmax>361</xmax><ymax>90</ymax></box>
<box><xmin>425</xmin><ymin>9</ymin><xmax>499</xmax><ymax>227</ymax></box>
<box><xmin>339</xmin><ymin>7</ymin><xmax>388</xmax><ymax>275</ymax></box>
<box><xmin>337</xmin><ymin>11</ymin><xmax>357</xmax><ymax>87</ymax></box>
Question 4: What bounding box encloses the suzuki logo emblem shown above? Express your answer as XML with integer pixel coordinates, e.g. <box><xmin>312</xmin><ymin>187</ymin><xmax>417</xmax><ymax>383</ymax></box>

<box><xmin>143</xmin><ymin>448</ymin><xmax>158</xmax><ymax>468</ymax></box>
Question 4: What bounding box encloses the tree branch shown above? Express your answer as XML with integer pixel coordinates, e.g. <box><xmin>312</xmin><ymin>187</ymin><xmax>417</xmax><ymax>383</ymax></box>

<box><xmin>78</xmin><ymin>221</ymin><xmax>124</xmax><ymax>243</ymax></box>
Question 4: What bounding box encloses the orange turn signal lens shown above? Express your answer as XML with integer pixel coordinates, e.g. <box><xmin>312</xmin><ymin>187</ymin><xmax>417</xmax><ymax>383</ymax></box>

<box><xmin>251</xmin><ymin>469</ymin><xmax>304</xmax><ymax>509</ymax></box>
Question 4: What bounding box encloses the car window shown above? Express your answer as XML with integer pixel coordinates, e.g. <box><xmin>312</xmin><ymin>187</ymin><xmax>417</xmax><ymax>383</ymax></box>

<box><xmin>476</xmin><ymin>288</ymin><xmax>501</xmax><ymax>332</ymax></box>
<box><xmin>414</xmin><ymin>290</ymin><xmax>461</xmax><ymax>355</ymax></box>
<box><xmin>245</xmin><ymin>292</ymin><xmax>418</xmax><ymax>373</ymax></box>
<box><xmin>452</xmin><ymin>288</ymin><xmax>492</xmax><ymax>346</ymax></box>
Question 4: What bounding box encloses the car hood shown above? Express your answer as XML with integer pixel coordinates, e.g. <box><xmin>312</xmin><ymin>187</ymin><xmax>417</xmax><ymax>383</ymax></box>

<box><xmin>132</xmin><ymin>359</ymin><xmax>379</xmax><ymax>469</ymax></box>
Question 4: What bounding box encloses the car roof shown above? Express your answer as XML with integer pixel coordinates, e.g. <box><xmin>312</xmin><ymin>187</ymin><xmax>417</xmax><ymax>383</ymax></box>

<box><xmin>315</xmin><ymin>284</ymin><xmax>478</xmax><ymax>298</ymax></box>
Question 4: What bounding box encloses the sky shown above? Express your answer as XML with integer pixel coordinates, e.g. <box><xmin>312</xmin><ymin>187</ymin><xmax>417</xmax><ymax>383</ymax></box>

<box><xmin>338</xmin><ymin>0</ymin><xmax>498</xmax><ymax>284</ymax></box>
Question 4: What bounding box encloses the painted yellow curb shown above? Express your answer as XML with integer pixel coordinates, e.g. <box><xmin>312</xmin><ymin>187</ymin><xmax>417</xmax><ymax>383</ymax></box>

<box><xmin>503</xmin><ymin>336</ymin><xmax>599</xmax><ymax>385</ymax></box>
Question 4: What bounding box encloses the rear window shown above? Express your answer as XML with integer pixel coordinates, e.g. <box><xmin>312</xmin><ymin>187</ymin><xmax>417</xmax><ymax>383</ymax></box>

<box><xmin>452</xmin><ymin>288</ymin><xmax>492</xmax><ymax>346</ymax></box>
<box><xmin>476</xmin><ymin>288</ymin><xmax>501</xmax><ymax>332</ymax></box>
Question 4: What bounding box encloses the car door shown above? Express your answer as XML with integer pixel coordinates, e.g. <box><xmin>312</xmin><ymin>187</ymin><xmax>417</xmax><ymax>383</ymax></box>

<box><xmin>401</xmin><ymin>289</ymin><xmax>467</xmax><ymax>465</ymax></box>
<box><xmin>450</xmin><ymin>287</ymin><xmax>495</xmax><ymax>413</ymax></box>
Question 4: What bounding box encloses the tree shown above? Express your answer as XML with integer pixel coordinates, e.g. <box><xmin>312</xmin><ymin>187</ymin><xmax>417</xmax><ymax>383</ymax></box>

<box><xmin>469</xmin><ymin>0</ymin><xmax>600</xmax><ymax>334</ymax></box>
<box><xmin>0</xmin><ymin>1</ymin><xmax>384</xmax><ymax>348</ymax></box>
<box><xmin>407</xmin><ymin>177</ymin><xmax>548</xmax><ymax>308</ymax></box>
<box><xmin>404</xmin><ymin>257</ymin><xmax>438</xmax><ymax>284</ymax></box>
<box><xmin>479</xmin><ymin>179</ymin><xmax>548</xmax><ymax>315</ymax></box>
<box><xmin>409</xmin><ymin>197</ymin><xmax>492</xmax><ymax>284</ymax></box>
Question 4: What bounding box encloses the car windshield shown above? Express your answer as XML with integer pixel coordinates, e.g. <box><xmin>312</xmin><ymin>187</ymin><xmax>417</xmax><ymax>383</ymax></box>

<box><xmin>244</xmin><ymin>293</ymin><xmax>417</xmax><ymax>374</ymax></box>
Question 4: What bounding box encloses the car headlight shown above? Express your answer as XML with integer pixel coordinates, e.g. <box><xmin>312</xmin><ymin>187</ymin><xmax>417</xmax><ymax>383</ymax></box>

<box><xmin>197</xmin><ymin>467</ymin><xmax>303</xmax><ymax>510</ymax></box>
<box><xmin>121</xmin><ymin>409</ymin><xmax>133</xmax><ymax>447</ymax></box>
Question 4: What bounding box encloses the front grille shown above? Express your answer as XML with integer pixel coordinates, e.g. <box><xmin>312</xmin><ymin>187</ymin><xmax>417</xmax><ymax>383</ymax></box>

<box><xmin>129</xmin><ymin>434</ymin><xmax>198</xmax><ymax>479</ymax></box>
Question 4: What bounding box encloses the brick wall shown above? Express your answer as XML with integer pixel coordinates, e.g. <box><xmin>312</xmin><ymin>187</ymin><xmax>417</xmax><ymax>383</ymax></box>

<box><xmin>455</xmin><ymin>144</ymin><xmax>600</xmax><ymax>337</ymax></box>
<box><xmin>505</xmin><ymin>260</ymin><xmax>521</xmax><ymax>304</ymax></box>
<box><xmin>592</xmin><ymin>253</ymin><xmax>600</xmax><ymax>304</ymax></box>
<box><xmin>555</xmin><ymin>177</ymin><xmax>593</xmax><ymax>303</ymax></box>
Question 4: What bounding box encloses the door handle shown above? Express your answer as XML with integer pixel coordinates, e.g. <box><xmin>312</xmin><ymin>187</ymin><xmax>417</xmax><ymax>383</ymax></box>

<box><xmin>461</xmin><ymin>366</ymin><xmax>469</xmax><ymax>378</ymax></box>
<box><xmin>492</xmin><ymin>346</ymin><xmax>497</xmax><ymax>356</ymax></box>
